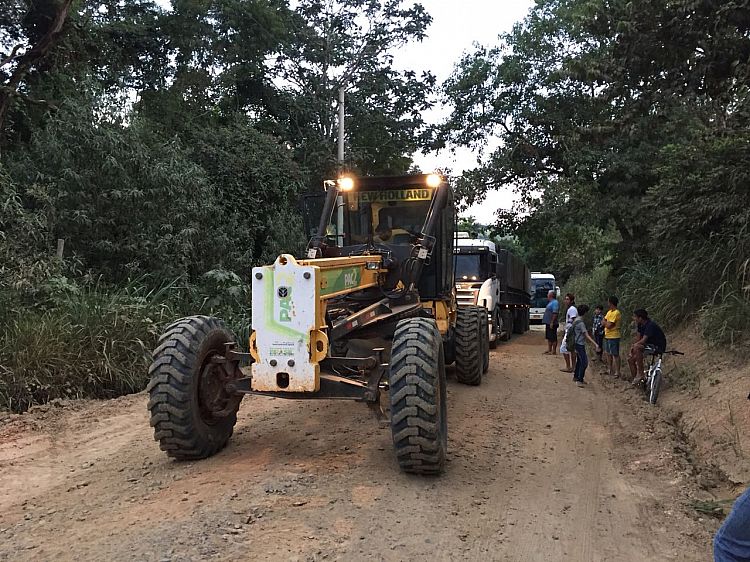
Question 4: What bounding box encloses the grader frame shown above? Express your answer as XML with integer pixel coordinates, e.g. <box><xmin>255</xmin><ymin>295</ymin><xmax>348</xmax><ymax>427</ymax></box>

<box><xmin>147</xmin><ymin>174</ymin><xmax>489</xmax><ymax>475</ymax></box>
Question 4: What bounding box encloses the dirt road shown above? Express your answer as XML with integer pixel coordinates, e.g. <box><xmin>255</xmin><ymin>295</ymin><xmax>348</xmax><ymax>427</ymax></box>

<box><xmin>0</xmin><ymin>329</ymin><xmax>715</xmax><ymax>561</ymax></box>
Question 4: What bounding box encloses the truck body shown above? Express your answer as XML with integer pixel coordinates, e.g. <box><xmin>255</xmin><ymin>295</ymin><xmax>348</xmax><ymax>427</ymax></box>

<box><xmin>454</xmin><ymin>233</ymin><xmax>530</xmax><ymax>345</ymax></box>
<box><xmin>529</xmin><ymin>272</ymin><xmax>559</xmax><ymax>323</ymax></box>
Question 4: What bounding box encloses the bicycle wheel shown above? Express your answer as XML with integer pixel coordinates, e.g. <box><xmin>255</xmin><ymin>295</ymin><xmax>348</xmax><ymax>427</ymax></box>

<box><xmin>649</xmin><ymin>368</ymin><xmax>662</xmax><ymax>405</ymax></box>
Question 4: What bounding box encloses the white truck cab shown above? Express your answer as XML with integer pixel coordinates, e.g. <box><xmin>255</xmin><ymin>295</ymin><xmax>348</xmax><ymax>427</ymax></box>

<box><xmin>455</xmin><ymin>232</ymin><xmax>530</xmax><ymax>345</ymax></box>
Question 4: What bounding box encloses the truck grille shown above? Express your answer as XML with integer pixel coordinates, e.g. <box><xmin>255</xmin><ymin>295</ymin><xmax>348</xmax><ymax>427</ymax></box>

<box><xmin>456</xmin><ymin>289</ymin><xmax>477</xmax><ymax>307</ymax></box>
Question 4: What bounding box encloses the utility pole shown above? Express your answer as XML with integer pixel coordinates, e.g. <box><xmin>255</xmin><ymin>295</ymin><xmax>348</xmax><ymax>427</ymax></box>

<box><xmin>336</xmin><ymin>86</ymin><xmax>345</xmax><ymax>246</ymax></box>
<box><xmin>337</xmin><ymin>86</ymin><xmax>345</xmax><ymax>163</ymax></box>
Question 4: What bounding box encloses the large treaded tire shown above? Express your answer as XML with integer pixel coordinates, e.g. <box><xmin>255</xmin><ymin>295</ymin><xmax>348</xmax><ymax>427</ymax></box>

<box><xmin>513</xmin><ymin>309</ymin><xmax>525</xmax><ymax>334</ymax></box>
<box><xmin>455</xmin><ymin>307</ymin><xmax>483</xmax><ymax>386</ymax></box>
<box><xmin>389</xmin><ymin>317</ymin><xmax>447</xmax><ymax>475</ymax></box>
<box><xmin>147</xmin><ymin>316</ymin><xmax>240</xmax><ymax>460</ymax></box>
<box><xmin>489</xmin><ymin>308</ymin><xmax>500</xmax><ymax>349</ymax></box>
<box><xmin>500</xmin><ymin>309</ymin><xmax>513</xmax><ymax>342</ymax></box>
<box><xmin>479</xmin><ymin>308</ymin><xmax>489</xmax><ymax>373</ymax></box>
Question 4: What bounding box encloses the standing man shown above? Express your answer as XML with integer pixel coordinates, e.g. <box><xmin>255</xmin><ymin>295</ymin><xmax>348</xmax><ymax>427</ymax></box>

<box><xmin>603</xmin><ymin>295</ymin><xmax>622</xmax><ymax>378</ymax></box>
<box><xmin>627</xmin><ymin>308</ymin><xmax>667</xmax><ymax>384</ymax></box>
<box><xmin>559</xmin><ymin>293</ymin><xmax>578</xmax><ymax>373</ymax></box>
<box><xmin>543</xmin><ymin>290</ymin><xmax>560</xmax><ymax>355</ymax></box>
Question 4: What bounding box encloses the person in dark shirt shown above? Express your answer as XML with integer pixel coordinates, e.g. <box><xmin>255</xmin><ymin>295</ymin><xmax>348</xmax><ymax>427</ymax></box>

<box><xmin>628</xmin><ymin>308</ymin><xmax>667</xmax><ymax>384</ymax></box>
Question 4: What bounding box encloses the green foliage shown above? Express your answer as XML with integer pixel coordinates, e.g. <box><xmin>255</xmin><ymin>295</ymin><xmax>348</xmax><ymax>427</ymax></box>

<box><xmin>441</xmin><ymin>0</ymin><xmax>750</xmax><ymax>353</ymax></box>
<box><xmin>4</xmin><ymin>100</ymin><xmax>218</xmax><ymax>282</ymax></box>
<box><xmin>271</xmin><ymin>0</ymin><xmax>434</xmax><ymax>177</ymax></box>
<box><xmin>184</xmin><ymin>118</ymin><xmax>307</xmax><ymax>272</ymax></box>
<box><xmin>564</xmin><ymin>265</ymin><xmax>615</xmax><ymax>310</ymax></box>
<box><xmin>0</xmin><ymin>278</ymin><xmax>175</xmax><ymax>412</ymax></box>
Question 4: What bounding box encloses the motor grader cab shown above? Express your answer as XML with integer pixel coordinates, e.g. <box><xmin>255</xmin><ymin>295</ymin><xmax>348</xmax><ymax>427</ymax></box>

<box><xmin>147</xmin><ymin>174</ymin><xmax>489</xmax><ymax>475</ymax></box>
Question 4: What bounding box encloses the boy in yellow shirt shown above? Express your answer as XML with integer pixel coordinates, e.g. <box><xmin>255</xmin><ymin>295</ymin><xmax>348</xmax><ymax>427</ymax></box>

<box><xmin>603</xmin><ymin>295</ymin><xmax>622</xmax><ymax>378</ymax></box>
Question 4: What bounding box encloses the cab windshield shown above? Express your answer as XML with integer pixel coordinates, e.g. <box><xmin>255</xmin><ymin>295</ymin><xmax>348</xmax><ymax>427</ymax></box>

<box><xmin>531</xmin><ymin>279</ymin><xmax>555</xmax><ymax>308</ymax></box>
<box><xmin>344</xmin><ymin>188</ymin><xmax>433</xmax><ymax>246</ymax></box>
<box><xmin>455</xmin><ymin>254</ymin><xmax>483</xmax><ymax>281</ymax></box>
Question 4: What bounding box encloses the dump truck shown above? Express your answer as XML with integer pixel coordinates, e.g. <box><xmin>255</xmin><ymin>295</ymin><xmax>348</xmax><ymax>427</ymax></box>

<box><xmin>147</xmin><ymin>174</ymin><xmax>490</xmax><ymax>475</ymax></box>
<box><xmin>454</xmin><ymin>232</ymin><xmax>531</xmax><ymax>347</ymax></box>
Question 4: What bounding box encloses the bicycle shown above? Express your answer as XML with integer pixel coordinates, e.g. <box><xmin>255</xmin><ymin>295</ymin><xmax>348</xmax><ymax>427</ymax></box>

<box><xmin>638</xmin><ymin>345</ymin><xmax>684</xmax><ymax>405</ymax></box>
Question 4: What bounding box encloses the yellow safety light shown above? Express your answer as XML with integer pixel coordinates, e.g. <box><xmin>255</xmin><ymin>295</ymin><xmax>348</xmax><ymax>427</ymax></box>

<box><xmin>426</xmin><ymin>173</ymin><xmax>442</xmax><ymax>188</ymax></box>
<box><xmin>338</xmin><ymin>177</ymin><xmax>355</xmax><ymax>191</ymax></box>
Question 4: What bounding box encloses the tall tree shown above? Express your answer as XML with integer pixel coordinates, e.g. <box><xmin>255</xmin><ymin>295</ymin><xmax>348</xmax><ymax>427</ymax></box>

<box><xmin>270</xmin><ymin>0</ymin><xmax>435</xmax><ymax>178</ymax></box>
<box><xmin>439</xmin><ymin>0</ymin><xmax>750</xmax><ymax>275</ymax></box>
<box><xmin>0</xmin><ymin>0</ymin><xmax>73</xmax><ymax>143</ymax></box>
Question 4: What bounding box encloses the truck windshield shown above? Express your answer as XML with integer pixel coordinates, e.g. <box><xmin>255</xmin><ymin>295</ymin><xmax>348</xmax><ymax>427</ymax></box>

<box><xmin>531</xmin><ymin>279</ymin><xmax>555</xmax><ymax>308</ymax></box>
<box><xmin>455</xmin><ymin>254</ymin><xmax>482</xmax><ymax>281</ymax></box>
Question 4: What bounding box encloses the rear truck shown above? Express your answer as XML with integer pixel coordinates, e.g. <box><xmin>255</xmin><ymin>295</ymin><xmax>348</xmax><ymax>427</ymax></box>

<box><xmin>147</xmin><ymin>174</ymin><xmax>489</xmax><ymax>475</ymax></box>
<box><xmin>529</xmin><ymin>272</ymin><xmax>559</xmax><ymax>323</ymax></box>
<box><xmin>454</xmin><ymin>233</ymin><xmax>531</xmax><ymax>347</ymax></box>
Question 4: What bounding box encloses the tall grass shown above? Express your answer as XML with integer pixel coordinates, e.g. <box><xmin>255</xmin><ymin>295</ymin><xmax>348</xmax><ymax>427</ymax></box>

<box><xmin>0</xmin><ymin>279</ymin><xmax>177</xmax><ymax>412</ymax></box>
<box><xmin>0</xmin><ymin>271</ymin><xmax>254</xmax><ymax>413</ymax></box>
<box><xmin>565</xmin><ymin>231</ymin><xmax>750</xmax><ymax>351</ymax></box>
<box><xmin>697</xmin><ymin>242</ymin><xmax>750</xmax><ymax>348</ymax></box>
<box><xmin>563</xmin><ymin>265</ymin><xmax>616</xmax><ymax>310</ymax></box>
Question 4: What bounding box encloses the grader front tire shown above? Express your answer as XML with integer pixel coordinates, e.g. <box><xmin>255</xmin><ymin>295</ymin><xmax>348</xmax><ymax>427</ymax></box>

<box><xmin>388</xmin><ymin>317</ymin><xmax>448</xmax><ymax>475</ymax></box>
<box><xmin>147</xmin><ymin>316</ymin><xmax>240</xmax><ymax>460</ymax></box>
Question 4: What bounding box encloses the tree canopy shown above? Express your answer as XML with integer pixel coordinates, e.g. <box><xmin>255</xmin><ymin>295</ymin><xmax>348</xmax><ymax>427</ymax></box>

<box><xmin>441</xmin><ymin>0</ymin><xmax>750</xmax><ymax>277</ymax></box>
<box><xmin>1</xmin><ymin>0</ymin><xmax>434</xmax><ymax>288</ymax></box>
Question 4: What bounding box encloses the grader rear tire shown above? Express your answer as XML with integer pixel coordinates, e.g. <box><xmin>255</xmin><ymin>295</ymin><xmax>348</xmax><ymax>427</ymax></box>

<box><xmin>389</xmin><ymin>317</ymin><xmax>447</xmax><ymax>475</ymax></box>
<box><xmin>455</xmin><ymin>306</ymin><xmax>483</xmax><ymax>386</ymax></box>
<box><xmin>147</xmin><ymin>316</ymin><xmax>240</xmax><ymax>460</ymax></box>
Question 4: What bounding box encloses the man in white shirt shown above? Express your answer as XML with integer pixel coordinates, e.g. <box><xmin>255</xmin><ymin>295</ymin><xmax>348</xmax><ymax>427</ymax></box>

<box><xmin>560</xmin><ymin>293</ymin><xmax>578</xmax><ymax>373</ymax></box>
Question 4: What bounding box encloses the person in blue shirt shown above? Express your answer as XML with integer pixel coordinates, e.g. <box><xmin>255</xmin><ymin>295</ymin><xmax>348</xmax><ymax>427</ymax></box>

<box><xmin>715</xmin><ymin>486</ymin><xmax>750</xmax><ymax>561</ymax></box>
<box><xmin>542</xmin><ymin>290</ymin><xmax>560</xmax><ymax>355</ymax></box>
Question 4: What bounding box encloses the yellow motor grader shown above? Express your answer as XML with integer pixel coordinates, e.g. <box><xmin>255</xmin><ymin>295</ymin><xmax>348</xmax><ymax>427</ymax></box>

<box><xmin>147</xmin><ymin>174</ymin><xmax>489</xmax><ymax>475</ymax></box>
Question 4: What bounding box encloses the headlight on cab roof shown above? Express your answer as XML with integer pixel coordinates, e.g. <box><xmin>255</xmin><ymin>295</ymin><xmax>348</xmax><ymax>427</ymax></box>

<box><xmin>338</xmin><ymin>176</ymin><xmax>355</xmax><ymax>191</ymax></box>
<box><xmin>426</xmin><ymin>173</ymin><xmax>442</xmax><ymax>188</ymax></box>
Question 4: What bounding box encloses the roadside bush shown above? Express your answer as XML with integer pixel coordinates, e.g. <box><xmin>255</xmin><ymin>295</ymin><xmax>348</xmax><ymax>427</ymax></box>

<box><xmin>618</xmin><ymin>231</ymin><xmax>750</xmax><ymax>350</ymax></box>
<box><xmin>0</xmin><ymin>279</ymin><xmax>175</xmax><ymax>412</ymax></box>
<box><xmin>619</xmin><ymin>258</ymin><xmax>693</xmax><ymax>327</ymax></box>
<box><xmin>696</xmin><ymin>235</ymin><xmax>750</xmax><ymax>349</ymax></box>
<box><xmin>564</xmin><ymin>265</ymin><xmax>615</xmax><ymax>310</ymax></box>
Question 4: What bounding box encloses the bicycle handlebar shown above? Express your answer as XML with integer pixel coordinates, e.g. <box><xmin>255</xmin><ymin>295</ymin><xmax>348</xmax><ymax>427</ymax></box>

<box><xmin>665</xmin><ymin>350</ymin><xmax>684</xmax><ymax>356</ymax></box>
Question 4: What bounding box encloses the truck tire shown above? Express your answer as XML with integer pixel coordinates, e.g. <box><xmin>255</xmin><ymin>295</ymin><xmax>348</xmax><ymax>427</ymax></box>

<box><xmin>455</xmin><ymin>306</ymin><xmax>483</xmax><ymax>385</ymax></box>
<box><xmin>500</xmin><ymin>309</ymin><xmax>513</xmax><ymax>342</ymax></box>
<box><xmin>444</xmin><ymin>327</ymin><xmax>456</xmax><ymax>366</ymax></box>
<box><xmin>479</xmin><ymin>308</ymin><xmax>490</xmax><ymax>373</ymax></box>
<box><xmin>513</xmin><ymin>309</ymin><xmax>525</xmax><ymax>334</ymax></box>
<box><xmin>389</xmin><ymin>317</ymin><xmax>447</xmax><ymax>475</ymax></box>
<box><xmin>147</xmin><ymin>316</ymin><xmax>240</xmax><ymax>460</ymax></box>
<box><xmin>489</xmin><ymin>308</ymin><xmax>501</xmax><ymax>349</ymax></box>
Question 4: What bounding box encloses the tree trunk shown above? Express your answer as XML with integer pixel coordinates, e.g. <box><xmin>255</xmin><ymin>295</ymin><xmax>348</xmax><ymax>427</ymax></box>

<box><xmin>0</xmin><ymin>0</ymin><xmax>74</xmax><ymax>142</ymax></box>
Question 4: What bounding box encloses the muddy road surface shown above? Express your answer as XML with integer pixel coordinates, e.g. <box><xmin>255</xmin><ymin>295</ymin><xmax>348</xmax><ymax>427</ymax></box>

<box><xmin>0</xmin><ymin>329</ymin><xmax>715</xmax><ymax>561</ymax></box>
